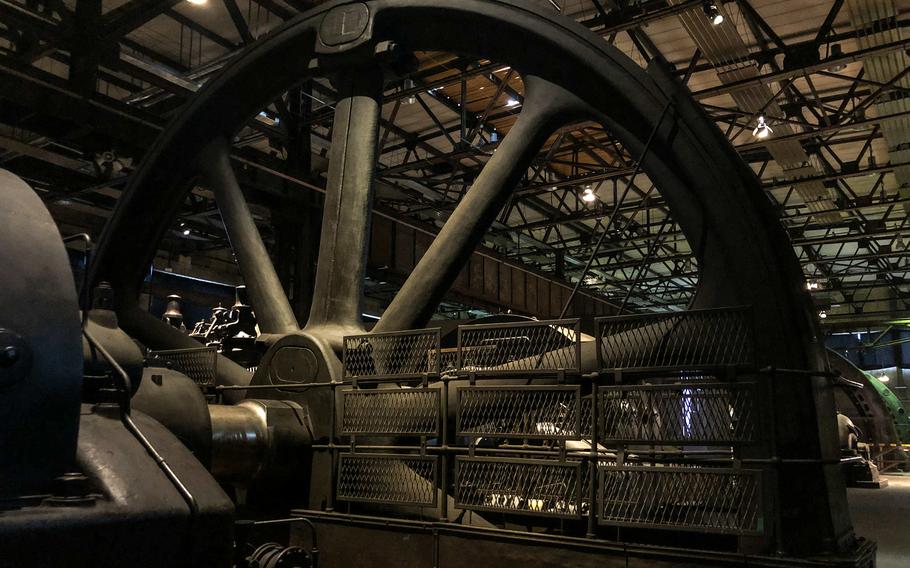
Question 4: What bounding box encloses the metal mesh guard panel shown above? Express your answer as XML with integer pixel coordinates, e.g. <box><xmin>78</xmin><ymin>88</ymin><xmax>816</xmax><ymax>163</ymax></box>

<box><xmin>597</xmin><ymin>307</ymin><xmax>753</xmax><ymax>371</ymax></box>
<box><xmin>457</xmin><ymin>386</ymin><xmax>582</xmax><ymax>439</ymax></box>
<box><xmin>147</xmin><ymin>347</ymin><xmax>218</xmax><ymax>386</ymax></box>
<box><xmin>343</xmin><ymin>329</ymin><xmax>440</xmax><ymax>380</ymax></box>
<box><xmin>598</xmin><ymin>383</ymin><xmax>758</xmax><ymax>444</ymax></box>
<box><xmin>342</xmin><ymin>389</ymin><xmax>440</xmax><ymax>436</ymax></box>
<box><xmin>599</xmin><ymin>466</ymin><xmax>762</xmax><ymax>534</ymax></box>
<box><xmin>337</xmin><ymin>454</ymin><xmax>438</xmax><ymax>507</ymax></box>
<box><xmin>458</xmin><ymin>319</ymin><xmax>580</xmax><ymax>374</ymax></box>
<box><xmin>430</xmin><ymin>349</ymin><xmax>459</xmax><ymax>374</ymax></box>
<box><xmin>455</xmin><ymin>457</ymin><xmax>582</xmax><ymax>518</ymax></box>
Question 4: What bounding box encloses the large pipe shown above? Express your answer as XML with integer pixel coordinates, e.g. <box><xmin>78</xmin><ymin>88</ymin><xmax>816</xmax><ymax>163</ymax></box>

<box><xmin>209</xmin><ymin>400</ymin><xmax>313</xmax><ymax>485</ymax></box>
<box><xmin>209</xmin><ymin>404</ymin><xmax>269</xmax><ymax>483</ymax></box>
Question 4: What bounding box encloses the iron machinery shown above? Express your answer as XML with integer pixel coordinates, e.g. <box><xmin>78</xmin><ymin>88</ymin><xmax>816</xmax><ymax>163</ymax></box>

<box><xmin>0</xmin><ymin>2</ymin><xmax>874</xmax><ymax>567</ymax></box>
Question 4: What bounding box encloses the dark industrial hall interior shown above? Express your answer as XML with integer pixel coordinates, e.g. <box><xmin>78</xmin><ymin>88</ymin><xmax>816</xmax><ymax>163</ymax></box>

<box><xmin>0</xmin><ymin>0</ymin><xmax>908</xmax><ymax>566</ymax></box>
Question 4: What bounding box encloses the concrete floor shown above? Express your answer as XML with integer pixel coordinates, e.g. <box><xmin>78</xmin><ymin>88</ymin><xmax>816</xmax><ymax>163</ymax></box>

<box><xmin>847</xmin><ymin>474</ymin><xmax>910</xmax><ymax>568</ymax></box>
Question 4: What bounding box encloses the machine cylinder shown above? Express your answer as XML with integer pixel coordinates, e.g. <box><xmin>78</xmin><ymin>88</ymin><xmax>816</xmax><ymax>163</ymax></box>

<box><xmin>210</xmin><ymin>403</ymin><xmax>270</xmax><ymax>483</ymax></box>
<box><xmin>209</xmin><ymin>400</ymin><xmax>313</xmax><ymax>485</ymax></box>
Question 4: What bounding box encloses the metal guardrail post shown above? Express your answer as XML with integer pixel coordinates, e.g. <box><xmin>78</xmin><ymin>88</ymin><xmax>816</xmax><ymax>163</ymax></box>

<box><xmin>327</xmin><ymin>380</ymin><xmax>337</xmax><ymax>512</ymax></box>
<box><xmin>587</xmin><ymin>383</ymin><xmax>598</xmax><ymax>538</ymax></box>
<box><xmin>440</xmin><ymin>375</ymin><xmax>449</xmax><ymax>522</ymax></box>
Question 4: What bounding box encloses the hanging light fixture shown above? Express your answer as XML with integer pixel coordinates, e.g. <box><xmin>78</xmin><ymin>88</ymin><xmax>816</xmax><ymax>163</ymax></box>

<box><xmin>703</xmin><ymin>1</ymin><xmax>723</xmax><ymax>26</ymax></box>
<box><xmin>581</xmin><ymin>185</ymin><xmax>597</xmax><ymax>203</ymax></box>
<box><xmin>818</xmin><ymin>311</ymin><xmax>828</xmax><ymax>319</ymax></box>
<box><xmin>753</xmin><ymin>116</ymin><xmax>773</xmax><ymax>139</ymax></box>
<box><xmin>827</xmin><ymin>44</ymin><xmax>847</xmax><ymax>72</ymax></box>
<box><xmin>403</xmin><ymin>78</ymin><xmax>417</xmax><ymax>105</ymax></box>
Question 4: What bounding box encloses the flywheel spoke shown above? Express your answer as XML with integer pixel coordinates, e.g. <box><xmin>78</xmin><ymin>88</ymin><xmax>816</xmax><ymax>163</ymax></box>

<box><xmin>304</xmin><ymin>67</ymin><xmax>385</xmax><ymax>345</ymax></box>
<box><xmin>199</xmin><ymin>137</ymin><xmax>299</xmax><ymax>335</ymax></box>
<box><xmin>376</xmin><ymin>75</ymin><xmax>592</xmax><ymax>332</ymax></box>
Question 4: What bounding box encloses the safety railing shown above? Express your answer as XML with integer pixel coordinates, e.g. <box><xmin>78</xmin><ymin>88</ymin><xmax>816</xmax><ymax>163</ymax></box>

<box><xmin>455</xmin><ymin>457</ymin><xmax>584</xmax><ymax>518</ymax></box>
<box><xmin>336</xmin><ymin>453</ymin><xmax>438</xmax><ymax>507</ymax></box>
<box><xmin>597</xmin><ymin>382</ymin><xmax>759</xmax><ymax>445</ymax></box>
<box><xmin>341</xmin><ymin>388</ymin><xmax>440</xmax><ymax>437</ymax></box>
<box><xmin>325</xmin><ymin>314</ymin><xmax>767</xmax><ymax>536</ymax></box>
<box><xmin>869</xmin><ymin>443</ymin><xmax>910</xmax><ymax>474</ymax></box>
<box><xmin>456</xmin><ymin>385</ymin><xmax>582</xmax><ymax>439</ymax></box>
<box><xmin>598</xmin><ymin>465</ymin><xmax>763</xmax><ymax>535</ymax></box>
<box><xmin>147</xmin><ymin>346</ymin><xmax>218</xmax><ymax>386</ymax></box>
<box><xmin>342</xmin><ymin>328</ymin><xmax>441</xmax><ymax>380</ymax></box>
<box><xmin>457</xmin><ymin>319</ymin><xmax>581</xmax><ymax>375</ymax></box>
<box><xmin>596</xmin><ymin>306</ymin><xmax>754</xmax><ymax>373</ymax></box>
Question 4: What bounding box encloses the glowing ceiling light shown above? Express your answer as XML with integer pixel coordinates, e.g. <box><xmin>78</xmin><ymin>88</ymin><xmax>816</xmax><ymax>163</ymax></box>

<box><xmin>581</xmin><ymin>186</ymin><xmax>597</xmax><ymax>203</ymax></box>
<box><xmin>182</xmin><ymin>228</ymin><xmax>191</xmax><ymax>236</ymax></box>
<box><xmin>753</xmin><ymin>116</ymin><xmax>773</xmax><ymax>139</ymax></box>
<box><xmin>879</xmin><ymin>374</ymin><xmax>890</xmax><ymax>383</ymax></box>
<box><xmin>819</xmin><ymin>311</ymin><xmax>828</xmax><ymax>319</ymax></box>
<box><xmin>186</xmin><ymin>0</ymin><xmax>207</xmax><ymax>5</ymax></box>
<box><xmin>506</xmin><ymin>98</ymin><xmax>520</xmax><ymax>107</ymax></box>
<box><xmin>703</xmin><ymin>1</ymin><xmax>723</xmax><ymax>25</ymax></box>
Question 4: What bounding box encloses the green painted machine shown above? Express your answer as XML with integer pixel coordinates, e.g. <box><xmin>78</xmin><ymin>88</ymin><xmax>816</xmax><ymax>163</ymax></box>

<box><xmin>829</xmin><ymin>349</ymin><xmax>910</xmax><ymax>478</ymax></box>
<box><xmin>861</xmin><ymin>370</ymin><xmax>910</xmax><ymax>443</ymax></box>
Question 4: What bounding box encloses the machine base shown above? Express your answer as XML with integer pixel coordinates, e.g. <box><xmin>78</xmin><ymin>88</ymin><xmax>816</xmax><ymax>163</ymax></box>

<box><xmin>844</xmin><ymin>460</ymin><xmax>889</xmax><ymax>489</ymax></box>
<box><xmin>291</xmin><ymin>511</ymin><xmax>876</xmax><ymax>568</ymax></box>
